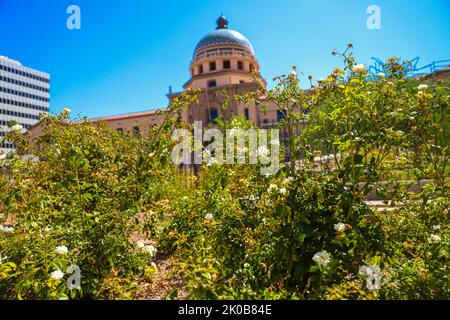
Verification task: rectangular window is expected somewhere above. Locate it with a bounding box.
[223,60,231,69]
[210,61,216,71]
[238,61,243,70]
[244,108,249,120]
[133,126,140,135]
[198,65,203,74]
[277,110,285,122]
[117,128,123,134]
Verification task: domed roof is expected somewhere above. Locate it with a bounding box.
[194,16,254,56]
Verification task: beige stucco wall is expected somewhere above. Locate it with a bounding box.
[102,113,165,135]
[27,111,166,142]
[191,57,256,77]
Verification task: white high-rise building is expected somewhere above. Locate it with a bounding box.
[0,56,50,154]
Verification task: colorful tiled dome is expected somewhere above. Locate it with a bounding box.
[194,16,254,56]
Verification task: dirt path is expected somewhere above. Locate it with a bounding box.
[134,254,188,300]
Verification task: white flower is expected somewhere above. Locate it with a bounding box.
[267,184,278,193]
[0,154,6,160]
[283,177,294,185]
[150,262,158,271]
[417,84,429,91]
[377,72,385,77]
[352,64,366,72]
[0,225,14,232]
[10,124,23,132]
[334,222,346,233]
[144,245,157,257]
[428,234,441,243]
[0,255,7,264]
[205,213,214,220]
[312,250,331,266]
[257,145,269,158]
[290,71,297,76]
[417,91,424,95]
[359,265,369,275]
[136,241,146,249]
[55,245,68,255]
[205,157,218,166]
[279,187,287,196]
[63,107,71,113]
[203,149,212,158]
[50,270,65,280]
[432,225,441,231]
[359,265,380,281]
[138,242,157,256]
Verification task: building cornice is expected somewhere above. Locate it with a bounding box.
[183,71,266,89]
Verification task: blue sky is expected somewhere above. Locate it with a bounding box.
[0,0,449,118]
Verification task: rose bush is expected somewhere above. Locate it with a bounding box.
[0,91,198,299]
[0,47,448,299]
[160,47,449,299]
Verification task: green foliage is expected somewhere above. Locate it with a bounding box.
[0,91,197,299]
[1,48,448,300]
[160,47,449,300]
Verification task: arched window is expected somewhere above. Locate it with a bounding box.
[208,80,217,88]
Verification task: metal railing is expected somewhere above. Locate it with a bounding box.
[368,57,450,78]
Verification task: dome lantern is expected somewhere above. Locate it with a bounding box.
[216,15,228,29]
[193,17,255,58]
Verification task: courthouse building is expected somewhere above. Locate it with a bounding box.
[27,16,282,141]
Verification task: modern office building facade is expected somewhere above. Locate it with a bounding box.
[0,56,50,153]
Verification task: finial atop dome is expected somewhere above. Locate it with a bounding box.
[216,15,228,29]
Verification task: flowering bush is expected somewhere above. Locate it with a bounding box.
[0,47,448,300]
[0,91,197,299]
[160,47,449,299]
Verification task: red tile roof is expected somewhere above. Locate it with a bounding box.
[88,109,161,122]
